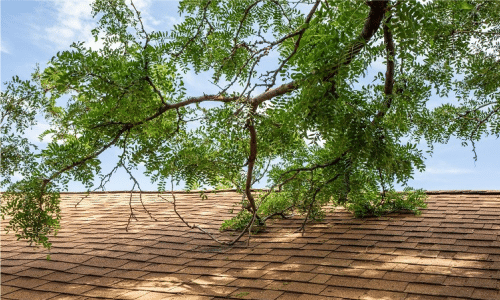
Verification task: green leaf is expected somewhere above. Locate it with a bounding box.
[459,1,474,10]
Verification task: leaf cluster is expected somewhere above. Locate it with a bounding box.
[2,0,500,248]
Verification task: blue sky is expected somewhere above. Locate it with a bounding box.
[2,1,499,192]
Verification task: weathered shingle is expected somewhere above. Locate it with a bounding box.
[2,191,500,299]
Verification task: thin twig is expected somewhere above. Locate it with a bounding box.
[158,182,227,244]
[172,0,213,58]
[122,164,157,222]
[126,182,139,232]
[457,101,498,119]
[297,173,341,234]
[266,0,321,90]
[262,205,294,222]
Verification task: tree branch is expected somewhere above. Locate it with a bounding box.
[91,1,389,134]
[253,0,388,105]
[130,0,150,49]
[159,189,227,244]
[40,125,131,195]
[297,173,341,233]
[457,101,498,119]
[266,0,321,89]
[244,104,259,214]
[172,0,212,58]
[158,180,257,246]
[372,12,395,124]
[35,0,389,227]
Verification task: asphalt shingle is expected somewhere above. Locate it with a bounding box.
[2,191,500,299]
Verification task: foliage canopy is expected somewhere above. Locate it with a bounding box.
[2,0,500,248]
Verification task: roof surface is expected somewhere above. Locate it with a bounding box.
[1,191,500,300]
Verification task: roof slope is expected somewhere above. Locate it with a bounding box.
[1,191,500,300]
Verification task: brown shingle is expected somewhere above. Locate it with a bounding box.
[34,282,95,294]
[320,286,367,298]
[167,283,238,297]
[3,191,500,300]
[362,290,407,300]
[365,279,409,292]
[230,288,283,300]
[0,289,59,300]
[325,275,371,288]
[82,287,130,298]
[266,281,327,294]
[471,288,500,300]
[227,278,274,289]
[14,268,55,278]
[1,286,20,295]
[2,277,48,289]
[24,260,78,271]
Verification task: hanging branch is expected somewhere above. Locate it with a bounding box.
[158,181,256,246]
[297,173,341,234]
[372,13,395,124]
[36,0,390,199]
[126,182,139,231]
[38,125,132,209]
[159,102,263,247]
[157,183,226,243]
[122,164,158,224]
[17,0,390,249]
[74,159,120,207]
[261,205,294,223]
[243,104,259,214]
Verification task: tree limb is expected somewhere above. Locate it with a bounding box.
[372,12,395,124]
[244,104,259,214]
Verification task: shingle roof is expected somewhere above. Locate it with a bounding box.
[2,191,500,300]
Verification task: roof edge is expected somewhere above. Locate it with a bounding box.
[57,189,263,195]
[425,190,500,195]
[52,189,500,195]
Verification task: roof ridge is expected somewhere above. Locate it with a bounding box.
[52,189,500,195]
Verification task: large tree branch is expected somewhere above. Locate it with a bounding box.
[372,13,395,124]
[244,104,259,214]
[251,81,298,106]
[43,126,129,186]
[253,0,388,105]
[93,0,388,130]
[383,17,395,96]
[354,1,389,60]
[38,0,389,204]
[92,93,240,129]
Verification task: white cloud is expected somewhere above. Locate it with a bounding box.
[1,41,11,54]
[25,122,54,145]
[163,15,180,27]
[13,172,25,181]
[35,0,95,50]
[131,0,152,15]
[35,0,157,51]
